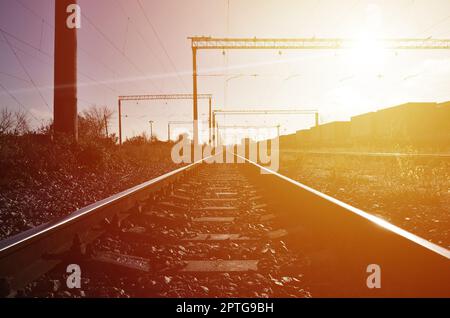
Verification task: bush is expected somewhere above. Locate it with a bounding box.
[76,144,104,168]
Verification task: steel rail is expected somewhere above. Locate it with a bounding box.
[0,158,210,293]
[1,154,449,297]
[237,153,450,297]
[241,154,450,258]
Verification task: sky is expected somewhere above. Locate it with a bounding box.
[0,0,449,142]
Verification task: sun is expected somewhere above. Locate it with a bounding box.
[345,32,387,74]
[344,3,387,75]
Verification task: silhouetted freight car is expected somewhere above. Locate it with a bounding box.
[373,102,443,148]
[350,112,376,146]
[279,133,298,149]
[435,102,450,149]
[287,101,449,151]
[319,121,351,146]
[309,125,322,144]
[296,129,312,147]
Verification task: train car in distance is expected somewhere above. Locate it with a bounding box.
[350,112,376,147]
[373,102,443,149]
[319,121,351,147]
[285,101,450,152]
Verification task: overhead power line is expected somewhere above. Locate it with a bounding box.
[81,12,161,93]
[0,82,41,124]
[115,0,174,85]
[136,0,188,91]
[0,30,51,111]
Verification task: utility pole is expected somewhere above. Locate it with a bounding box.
[54,0,78,141]
[104,114,109,137]
[192,47,199,148]
[212,112,216,147]
[167,122,171,142]
[149,120,154,141]
[208,96,212,145]
[118,99,122,144]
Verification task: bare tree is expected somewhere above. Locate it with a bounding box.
[0,108,29,135]
[0,108,14,135]
[13,110,29,135]
[79,105,114,139]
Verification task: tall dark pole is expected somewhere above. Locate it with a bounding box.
[217,123,220,146]
[149,121,154,141]
[118,99,122,145]
[315,112,320,127]
[208,97,212,145]
[216,116,219,148]
[192,47,199,146]
[54,0,78,141]
[168,123,171,142]
[104,114,109,137]
[212,112,216,147]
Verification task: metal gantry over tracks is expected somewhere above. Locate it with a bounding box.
[188,36,450,146]
[118,94,213,145]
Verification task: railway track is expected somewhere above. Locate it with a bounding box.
[0,156,449,298]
